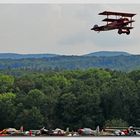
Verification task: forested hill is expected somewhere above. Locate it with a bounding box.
[85,51,131,57]
[0,55,140,72]
[0,53,58,59]
[0,51,131,59]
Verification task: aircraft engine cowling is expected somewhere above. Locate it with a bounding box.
[93,24,98,28]
[91,24,98,30]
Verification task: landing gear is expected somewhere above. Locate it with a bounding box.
[118,29,122,34]
[126,29,130,35]
[118,29,130,35]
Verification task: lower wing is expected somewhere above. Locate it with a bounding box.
[122,26,134,30]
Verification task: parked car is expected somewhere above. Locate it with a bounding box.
[51,128,65,136]
[78,128,95,136]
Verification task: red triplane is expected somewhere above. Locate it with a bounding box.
[91,11,136,35]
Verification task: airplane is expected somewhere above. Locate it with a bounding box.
[91,11,136,35]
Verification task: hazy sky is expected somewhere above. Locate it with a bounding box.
[0,4,140,55]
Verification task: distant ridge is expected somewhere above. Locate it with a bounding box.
[0,52,139,71]
[85,51,131,57]
[0,51,133,59]
[0,53,59,59]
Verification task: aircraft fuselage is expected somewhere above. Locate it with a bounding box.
[91,18,129,32]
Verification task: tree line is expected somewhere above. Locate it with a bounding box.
[0,68,140,130]
[0,55,140,71]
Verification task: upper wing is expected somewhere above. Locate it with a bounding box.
[99,11,136,17]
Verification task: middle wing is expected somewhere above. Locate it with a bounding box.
[124,20,135,24]
[102,18,135,23]
[102,18,121,22]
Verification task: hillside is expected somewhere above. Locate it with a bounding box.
[0,51,132,59]
[85,51,131,57]
[0,55,140,72]
[0,53,58,59]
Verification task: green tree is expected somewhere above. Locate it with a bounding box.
[55,93,77,129]
[100,75,138,124]
[0,74,14,93]
[25,89,46,109]
[0,93,16,129]
[104,119,128,127]
[14,75,35,94]
[15,107,44,130]
[76,92,103,129]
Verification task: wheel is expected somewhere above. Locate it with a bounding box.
[118,29,122,34]
[126,29,130,35]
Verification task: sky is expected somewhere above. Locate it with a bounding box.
[0,4,140,55]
